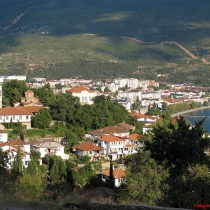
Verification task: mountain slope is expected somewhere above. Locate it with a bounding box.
[0,0,210,84]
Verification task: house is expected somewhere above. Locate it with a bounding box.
[111,98,131,111]
[129,113,158,125]
[16,106,47,115]
[66,86,98,105]
[0,107,31,129]
[30,139,69,160]
[97,135,137,160]
[0,140,31,169]
[129,133,144,149]
[71,141,104,161]
[101,168,126,187]
[0,130,8,143]
[86,122,135,140]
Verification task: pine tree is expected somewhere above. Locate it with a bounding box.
[108,159,115,189]
[12,145,23,177]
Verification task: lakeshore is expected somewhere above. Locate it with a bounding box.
[171,106,210,118]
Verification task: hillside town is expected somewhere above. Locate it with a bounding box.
[0,75,210,208]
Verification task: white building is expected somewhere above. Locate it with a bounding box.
[48,80,60,88]
[34,78,46,82]
[0,107,31,129]
[0,140,31,169]
[101,168,126,187]
[66,86,98,105]
[31,139,69,160]
[6,75,27,81]
[97,135,137,160]
[114,78,139,89]
[0,130,8,143]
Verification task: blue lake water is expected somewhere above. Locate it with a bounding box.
[183,108,210,133]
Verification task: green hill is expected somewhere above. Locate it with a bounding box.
[1,0,210,85]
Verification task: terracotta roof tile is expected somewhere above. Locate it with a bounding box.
[101,168,126,178]
[0,107,31,115]
[25,90,34,93]
[129,133,140,141]
[72,142,103,151]
[17,106,46,114]
[88,123,135,135]
[98,135,125,143]
[66,86,94,93]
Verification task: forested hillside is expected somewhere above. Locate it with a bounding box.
[1,0,210,84]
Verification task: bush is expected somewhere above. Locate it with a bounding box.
[92,162,102,171]
[81,155,91,162]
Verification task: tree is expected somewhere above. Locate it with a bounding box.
[145,116,210,208]
[117,151,168,205]
[0,150,9,194]
[146,117,210,176]
[33,109,52,129]
[104,87,110,92]
[2,80,28,106]
[108,159,115,189]
[34,83,54,107]
[45,156,67,187]
[15,173,46,201]
[12,145,23,177]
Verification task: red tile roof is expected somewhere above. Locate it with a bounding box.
[0,130,7,133]
[66,86,94,93]
[129,113,156,120]
[25,90,34,93]
[88,123,135,135]
[98,135,125,143]
[0,107,31,115]
[101,168,126,178]
[72,142,103,151]
[129,133,140,141]
[17,106,46,114]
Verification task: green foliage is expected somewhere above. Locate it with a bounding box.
[15,173,46,201]
[33,109,52,129]
[12,121,25,140]
[44,155,67,187]
[50,93,80,122]
[33,83,54,107]
[160,165,210,208]
[72,163,95,186]
[12,145,23,177]
[92,162,102,171]
[2,80,28,106]
[50,94,130,132]
[145,116,210,208]
[108,160,115,189]
[1,1,210,84]
[146,117,210,176]
[81,155,91,162]
[117,151,168,205]
[0,150,9,194]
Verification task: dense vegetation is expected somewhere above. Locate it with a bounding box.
[1,1,210,84]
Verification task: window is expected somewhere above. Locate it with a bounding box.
[82,97,84,101]
[85,97,87,101]
[13,116,15,120]
[6,116,8,120]
[89,97,91,101]
[26,116,28,120]
[0,116,2,120]
[19,116,22,120]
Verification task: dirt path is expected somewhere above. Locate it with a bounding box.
[122,36,199,60]
[3,6,35,31]
[161,41,198,59]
